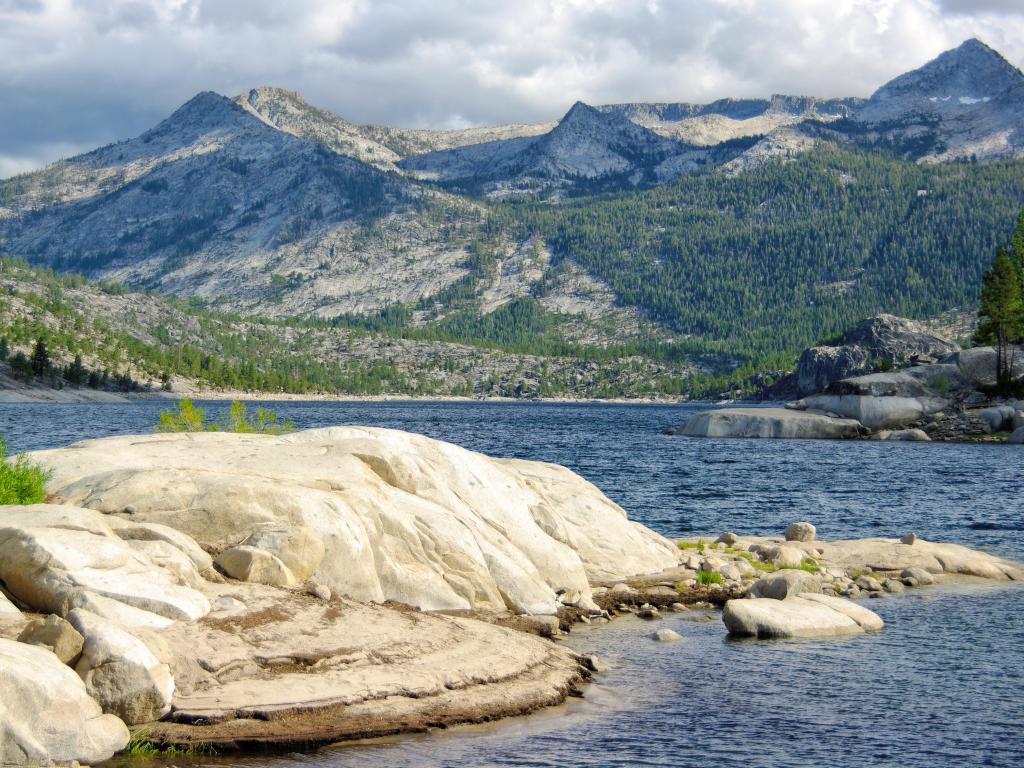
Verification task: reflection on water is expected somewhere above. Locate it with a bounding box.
[2,400,1022,767]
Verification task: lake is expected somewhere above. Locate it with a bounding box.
[2,399,1022,767]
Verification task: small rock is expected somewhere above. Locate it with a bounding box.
[855,575,883,592]
[609,583,633,595]
[584,654,610,672]
[869,591,886,599]
[18,615,85,666]
[900,567,935,585]
[900,532,917,545]
[669,602,687,612]
[122,505,137,515]
[652,628,683,643]
[308,582,332,601]
[716,532,739,546]
[211,596,246,611]
[719,564,741,581]
[785,521,817,542]
[882,578,905,593]
[637,604,660,620]
[591,587,608,597]
[902,576,919,588]
[752,569,821,600]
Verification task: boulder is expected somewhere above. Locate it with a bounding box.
[17,614,84,665]
[802,393,946,430]
[855,575,883,592]
[716,532,739,545]
[719,563,741,581]
[1013,411,1024,431]
[1009,427,1024,444]
[763,544,805,569]
[722,594,883,639]
[0,505,211,624]
[900,567,935,585]
[243,526,325,582]
[215,545,296,587]
[651,628,683,642]
[751,569,821,600]
[0,638,129,765]
[826,371,928,398]
[679,408,864,439]
[980,406,1016,433]
[69,609,175,725]
[32,429,679,616]
[949,346,1024,388]
[785,521,816,542]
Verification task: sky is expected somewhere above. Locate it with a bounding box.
[2,0,1024,178]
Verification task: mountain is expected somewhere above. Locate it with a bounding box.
[837,38,1024,160]
[3,38,1024,399]
[399,101,752,193]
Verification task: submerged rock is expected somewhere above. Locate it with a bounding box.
[652,628,683,642]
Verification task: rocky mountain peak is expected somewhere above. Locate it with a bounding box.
[859,38,1024,117]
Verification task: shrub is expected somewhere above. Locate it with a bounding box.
[155,399,208,432]
[155,399,295,435]
[697,570,723,586]
[0,435,51,504]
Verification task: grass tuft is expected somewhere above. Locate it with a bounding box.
[697,570,723,586]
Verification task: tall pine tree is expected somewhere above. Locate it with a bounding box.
[975,247,1023,394]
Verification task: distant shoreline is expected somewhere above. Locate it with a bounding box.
[0,382,693,407]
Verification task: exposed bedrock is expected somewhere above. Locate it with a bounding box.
[31,428,680,615]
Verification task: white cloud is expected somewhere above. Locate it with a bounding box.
[2,0,1024,177]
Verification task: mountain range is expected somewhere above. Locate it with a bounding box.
[2,38,1024,395]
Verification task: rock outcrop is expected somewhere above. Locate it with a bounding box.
[0,639,129,765]
[674,408,864,439]
[31,428,680,616]
[762,315,961,399]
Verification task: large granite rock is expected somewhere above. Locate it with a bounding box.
[0,638,129,765]
[69,610,175,725]
[17,614,84,666]
[678,408,864,439]
[751,569,821,600]
[0,505,211,626]
[766,315,961,398]
[947,346,1024,388]
[722,594,883,639]
[32,428,679,615]
[802,393,946,430]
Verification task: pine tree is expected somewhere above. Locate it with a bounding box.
[1012,204,1024,295]
[975,247,1023,394]
[64,354,86,386]
[30,338,50,379]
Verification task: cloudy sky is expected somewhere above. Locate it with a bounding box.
[2,0,1024,177]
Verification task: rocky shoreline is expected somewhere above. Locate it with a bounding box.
[0,428,1020,763]
[672,315,1024,443]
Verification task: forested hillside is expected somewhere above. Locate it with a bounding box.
[490,146,1024,367]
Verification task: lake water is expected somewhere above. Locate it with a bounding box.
[2,400,1023,767]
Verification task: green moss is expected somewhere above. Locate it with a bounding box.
[800,557,820,573]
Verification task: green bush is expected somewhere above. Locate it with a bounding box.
[156,399,295,435]
[697,570,723,586]
[0,436,51,504]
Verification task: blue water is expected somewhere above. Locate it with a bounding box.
[2,400,1023,767]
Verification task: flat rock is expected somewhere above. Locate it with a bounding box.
[0,638,129,765]
[678,408,864,439]
[722,594,883,639]
[32,428,679,615]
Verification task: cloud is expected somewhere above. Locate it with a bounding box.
[2,0,1024,177]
